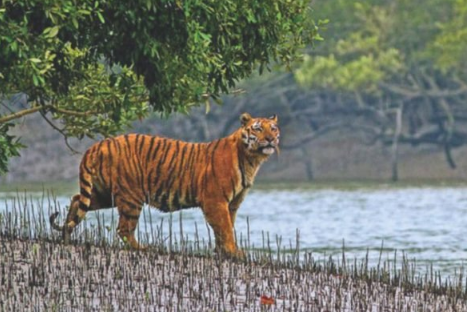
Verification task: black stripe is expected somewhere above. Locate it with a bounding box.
[117,180,142,205]
[80,188,91,199]
[203,145,210,191]
[189,144,201,205]
[154,185,164,203]
[138,135,146,155]
[180,143,195,203]
[121,134,133,173]
[136,155,146,198]
[210,139,222,178]
[152,140,169,193]
[106,139,113,168]
[159,139,171,164]
[153,140,169,184]
[168,143,188,191]
[118,196,143,211]
[129,142,144,188]
[108,139,118,192]
[145,137,156,165]
[82,162,92,175]
[79,201,89,212]
[146,170,154,203]
[185,143,196,172]
[72,214,81,224]
[98,150,107,186]
[124,134,130,144]
[122,136,136,177]
[159,193,170,212]
[161,141,181,192]
[167,141,180,169]
[154,139,171,189]
[95,140,105,159]
[151,138,163,161]
[80,175,92,188]
[115,158,142,205]
[134,134,141,154]
[172,192,180,210]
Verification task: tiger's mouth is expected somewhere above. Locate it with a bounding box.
[259,144,278,155]
[261,147,275,155]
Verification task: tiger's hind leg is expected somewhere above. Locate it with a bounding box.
[115,196,144,250]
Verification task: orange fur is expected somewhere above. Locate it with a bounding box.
[50,113,280,256]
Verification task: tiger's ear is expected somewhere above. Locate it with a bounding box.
[269,114,278,123]
[240,113,252,126]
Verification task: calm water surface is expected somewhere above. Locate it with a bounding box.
[1,186,466,276]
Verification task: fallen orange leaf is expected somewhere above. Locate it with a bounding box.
[260,295,275,305]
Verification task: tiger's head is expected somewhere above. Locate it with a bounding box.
[240,113,280,156]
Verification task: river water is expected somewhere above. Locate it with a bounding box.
[1,186,466,277]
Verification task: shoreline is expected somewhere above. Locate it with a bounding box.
[3,179,467,194]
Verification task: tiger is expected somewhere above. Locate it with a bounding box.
[50,112,280,257]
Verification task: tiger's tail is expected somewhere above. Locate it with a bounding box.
[49,155,94,239]
[49,193,81,233]
[67,160,94,229]
[49,211,64,231]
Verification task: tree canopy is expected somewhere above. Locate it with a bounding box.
[0,0,316,174]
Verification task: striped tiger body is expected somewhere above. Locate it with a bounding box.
[50,112,280,256]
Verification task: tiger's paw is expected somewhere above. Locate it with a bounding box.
[232,249,246,260]
[122,236,147,251]
[215,247,246,261]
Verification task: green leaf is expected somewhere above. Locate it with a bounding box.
[72,18,79,29]
[44,26,60,38]
[97,11,105,24]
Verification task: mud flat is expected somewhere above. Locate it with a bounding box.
[0,237,465,312]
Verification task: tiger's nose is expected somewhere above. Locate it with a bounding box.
[266,136,274,143]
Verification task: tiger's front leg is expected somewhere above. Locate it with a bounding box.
[229,189,249,227]
[202,200,244,258]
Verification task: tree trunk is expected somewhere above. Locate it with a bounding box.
[301,147,314,181]
[391,104,404,182]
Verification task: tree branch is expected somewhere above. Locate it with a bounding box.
[0,103,99,124]
[39,110,81,155]
[0,106,46,124]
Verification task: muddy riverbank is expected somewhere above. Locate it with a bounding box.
[1,238,466,311]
